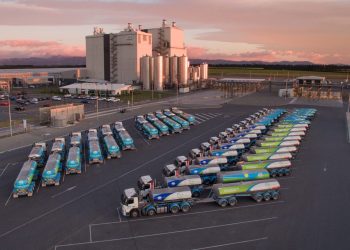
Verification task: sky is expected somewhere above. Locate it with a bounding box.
[0,0,349,64]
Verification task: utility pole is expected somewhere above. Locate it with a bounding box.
[8,82,13,136]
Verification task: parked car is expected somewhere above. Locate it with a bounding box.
[52,96,62,101]
[64,94,72,98]
[107,97,120,102]
[30,98,39,104]
[81,99,89,104]
[98,97,106,101]
[0,101,9,106]
[14,106,25,111]
[90,96,98,100]
[9,96,17,101]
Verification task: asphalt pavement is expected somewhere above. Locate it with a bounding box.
[0,89,349,250]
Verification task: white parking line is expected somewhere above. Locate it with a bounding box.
[0,163,10,177]
[55,217,277,249]
[0,121,232,239]
[195,114,210,120]
[192,237,268,250]
[195,117,207,123]
[51,186,77,198]
[90,200,285,227]
[4,192,12,206]
[197,114,215,119]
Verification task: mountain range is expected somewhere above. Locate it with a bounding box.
[0,56,344,67]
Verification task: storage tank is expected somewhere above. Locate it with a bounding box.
[154,54,163,91]
[163,55,169,84]
[140,55,151,90]
[169,56,178,86]
[199,63,209,80]
[178,55,188,86]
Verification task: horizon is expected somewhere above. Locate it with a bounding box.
[0,0,349,64]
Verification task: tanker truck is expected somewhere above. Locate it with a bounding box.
[237,160,292,177]
[211,179,281,207]
[241,152,292,162]
[121,186,194,217]
[250,146,297,155]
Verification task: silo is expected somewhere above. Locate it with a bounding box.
[200,63,209,80]
[163,55,170,84]
[140,56,151,90]
[169,56,178,86]
[149,56,154,90]
[178,55,188,86]
[154,55,163,91]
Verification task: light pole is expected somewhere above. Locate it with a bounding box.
[7,82,13,136]
[95,83,99,121]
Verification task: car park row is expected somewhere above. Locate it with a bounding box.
[120,108,317,218]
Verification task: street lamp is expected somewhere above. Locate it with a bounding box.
[7,82,13,136]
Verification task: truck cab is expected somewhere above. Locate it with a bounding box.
[121,188,146,218]
[225,128,234,137]
[135,115,147,130]
[101,124,113,136]
[114,122,125,133]
[189,148,203,159]
[209,136,220,147]
[88,129,98,141]
[155,110,167,120]
[175,156,190,171]
[137,175,156,197]
[28,142,47,167]
[51,138,66,159]
[219,132,229,142]
[70,132,82,147]
[162,164,178,177]
[200,142,213,155]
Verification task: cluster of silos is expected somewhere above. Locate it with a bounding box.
[140,54,189,91]
[189,63,208,82]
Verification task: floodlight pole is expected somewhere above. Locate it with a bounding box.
[8,82,13,136]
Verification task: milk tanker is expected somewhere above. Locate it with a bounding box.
[103,135,121,159]
[250,146,297,154]
[237,160,292,177]
[212,179,281,207]
[41,153,62,186]
[256,140,300,147]
[241,152,292,162]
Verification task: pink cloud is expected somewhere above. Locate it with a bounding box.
[0,39,85,58]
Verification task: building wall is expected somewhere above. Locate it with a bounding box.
[146,26,186,57]
[86,35,106,80]
[110,30,152,84]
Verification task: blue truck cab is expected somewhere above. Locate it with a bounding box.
[28,142,47,168]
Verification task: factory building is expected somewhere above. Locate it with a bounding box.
[0,68,86,88]
[142,20,187,57]
[85,21,208,90]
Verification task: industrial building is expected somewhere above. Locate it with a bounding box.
[0,68,87,88]
[85,20,208,91]
[59,82,132,96]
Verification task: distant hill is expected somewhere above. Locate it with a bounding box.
[189,59,315,66]
[0,56,86,68]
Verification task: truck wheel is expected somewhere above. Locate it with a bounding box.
[272,191,280,200]
[254,194,263,203]
[147,209,156,216]
[263,193,271,201]
[192,191,200,198]
[170,205,180,214]
[228,197,237,206]
[181,204,191,213]
[130,209,139,218]
[218,199,228,207]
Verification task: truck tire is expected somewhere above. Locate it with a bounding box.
[263,193,271,201]
[181,204,191,213]
[147,209,156,216]
[254,194,263,203]
[218,199,228,207]
[228,197,237,206]
[272,191,280,200]
[130,209,139,218]
[170,205,180,214]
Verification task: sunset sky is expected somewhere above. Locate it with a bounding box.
[0,0,349,64]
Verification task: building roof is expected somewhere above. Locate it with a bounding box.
[296,76,326,80]
[220,78,266,83]
[60,82,132,91]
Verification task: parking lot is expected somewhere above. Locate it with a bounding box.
[0,90,350,249]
